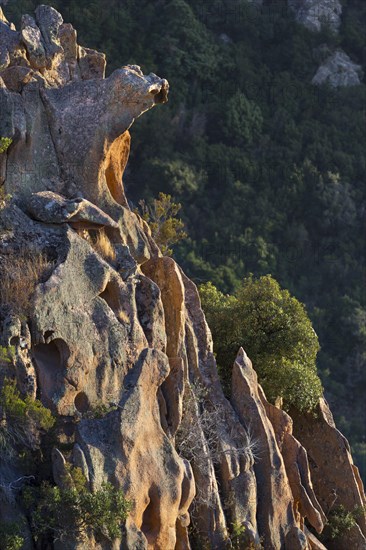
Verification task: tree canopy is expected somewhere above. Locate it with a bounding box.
[200,275,323,411]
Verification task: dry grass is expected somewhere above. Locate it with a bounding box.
[116,310,129,324]
[92,230,116,263]
[0,249,54,317]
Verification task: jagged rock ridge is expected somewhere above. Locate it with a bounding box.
[0,5,365,550]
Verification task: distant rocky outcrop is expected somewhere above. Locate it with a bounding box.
[287,1,363,88]
[312,50,363,87]
[0,5,365,550]
[288,0,342,33]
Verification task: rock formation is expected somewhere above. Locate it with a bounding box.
[292,400,366,550]
[312,50,363,87]
[288,0,342,33]
[287,2,363,88]
[0,5,365,550]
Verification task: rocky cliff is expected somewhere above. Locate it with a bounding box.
[0,5,365,550]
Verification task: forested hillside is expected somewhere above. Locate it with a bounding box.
[6,0,366,479]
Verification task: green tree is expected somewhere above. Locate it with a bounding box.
[224,92,263,146]
[200,275,323,411]
[26,472,131,543]
[322,504,366,542]
[0,522,24,550]
[139,192,187,256]
[0,378,54,459]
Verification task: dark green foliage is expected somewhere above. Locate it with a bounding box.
[0,378,55,459]
[322,504,366,542]
[0,346,15,364]
[24,471,131,542]
[0,522,24,550]
[0,378,54,430]
[200,276,323,411]
[224,92,263,146]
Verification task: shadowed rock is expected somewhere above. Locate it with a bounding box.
[288,0,342,32]
[312,50,363,87]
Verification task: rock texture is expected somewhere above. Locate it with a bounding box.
[312,50,363,87]
[288,0,342,33]
[232,349,325,550]
[292,400,366,550]
[0,5,365,550]
[285,2,362,89]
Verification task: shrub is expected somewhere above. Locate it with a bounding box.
[324,504,366,541]
[86,402,118,419]
[176,382,224,470]
[0,137,12,154]
[0,522,24,550]
[26,471,131,543]
[176,382,260,490]
[0,378,54,460]
[0,345,15,365]
[199,275,323,411]
[231,521,262,550]
[138,192,187,255]
[0,249,54,317]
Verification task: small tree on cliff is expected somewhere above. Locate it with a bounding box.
[138,192,187,255]
[199,275,323,411]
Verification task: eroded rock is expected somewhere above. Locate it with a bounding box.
[27,191,119,228]
[231,348,299,549]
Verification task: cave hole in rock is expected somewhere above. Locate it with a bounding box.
[141,486,162,542]
[74,391,90,413]
[99,278,128,324]
[63,420,75,437]
[33,338,69,406]
[9,336,20,347]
